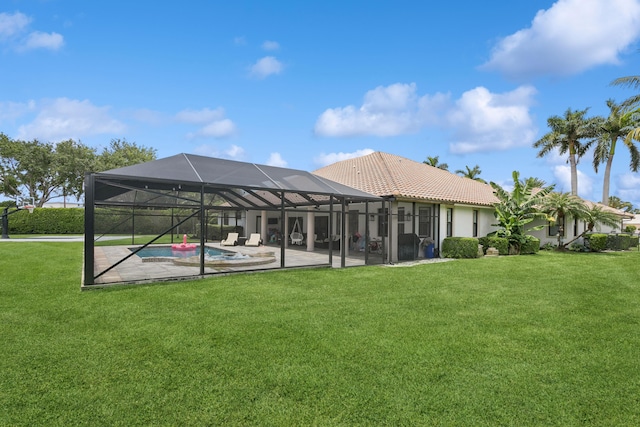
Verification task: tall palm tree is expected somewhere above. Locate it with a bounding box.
[534,108,601,196]
[611,73,640,157]
[455,165,485,183]
[423,155,449,170]
[539,192,587,250]
[592,99,640,205]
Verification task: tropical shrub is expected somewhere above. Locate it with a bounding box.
[442,237,479,259]
[585,233,607,252]
[520,236,540,254]
[624,225,637,234]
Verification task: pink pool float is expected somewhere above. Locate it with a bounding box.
[172,234,197,251]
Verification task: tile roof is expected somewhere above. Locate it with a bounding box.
[313,151,499,206]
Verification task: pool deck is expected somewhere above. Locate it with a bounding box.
[90,242,376,286]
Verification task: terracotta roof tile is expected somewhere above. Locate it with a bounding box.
[313,151,498,206]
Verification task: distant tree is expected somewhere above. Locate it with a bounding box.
[490,171,555,254]
[592,99,640,205]
[95,138,156,172]
[534,108,600,195]
[523,177,547,188]
[423,155,449,170]
[455,165,485,183]
[55,139,97,206]
[539,192,587,250]
[607,195,634,212]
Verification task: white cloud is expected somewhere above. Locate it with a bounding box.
[616,173,640,207]
[0,11,64,51]
[0,12,31,38]
[178,107,236,139]
[225,144,245,159]
[249,56,283,79]
[234,36,246,45]
[22,31,63,50]
[314,83,537,154]
[314,83,448,137]
[314,148,375,167]
[262,40,280,51]
[192,144,246,161]
[266,152,287,167]
[481,0,640,79]
[446,86,537,154]
[552,165,594,198]
[17,98,125,141]
[0,100,36,123]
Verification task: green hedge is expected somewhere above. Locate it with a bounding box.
[520,236,540,255]
[8,208,84,234]
[478,236,509,255]
[630,235,639,248]
[606,234,631,251]
[585,233,607,252]
[7,207,242,239]
[442,237,479,259]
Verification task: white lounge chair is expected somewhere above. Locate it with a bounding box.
[245,233,262,247]
[221,232,239,246]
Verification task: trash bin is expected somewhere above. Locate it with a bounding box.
[424,243,434,259]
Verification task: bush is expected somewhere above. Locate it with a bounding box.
[442,237,480,259]
[585,233,607,252]
[9,208,84,234]
[625,225,637,234]
[478,236,509,255]
[605,234,631,251]
[630,235,639,248]
[520,236,540,255]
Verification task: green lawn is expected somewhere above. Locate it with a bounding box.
[1,243,640,425]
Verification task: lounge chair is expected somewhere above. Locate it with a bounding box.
[221,232,239,246]
[245,233,262,247]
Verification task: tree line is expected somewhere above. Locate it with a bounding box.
[0,135,156,207]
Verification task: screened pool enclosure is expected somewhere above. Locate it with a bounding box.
[83,154,383,287]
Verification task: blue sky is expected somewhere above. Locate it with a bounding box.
[2,0,640,206]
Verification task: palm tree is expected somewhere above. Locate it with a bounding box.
[455,165,485,183]
[534,108,601,195]
[539,192,587,250]
[423,156,449,170]
[523,177,547,188]
[592,99,640,205]
[560,203,621,248]
[607,195,633,212]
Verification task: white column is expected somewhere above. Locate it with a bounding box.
[306,210,315,251]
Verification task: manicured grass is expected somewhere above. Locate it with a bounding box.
[1,244,640,425]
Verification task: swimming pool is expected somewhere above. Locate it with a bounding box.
[130,246,235,259]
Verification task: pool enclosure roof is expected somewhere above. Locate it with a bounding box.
[94,153,381,209]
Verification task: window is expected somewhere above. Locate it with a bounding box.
[472,209,478,237]
[223,211,230,225]
[573,217,579,237]
[446,208,453,237]
[548,216,565,237]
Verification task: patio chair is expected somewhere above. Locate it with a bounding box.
[245,233,262,247]
[221,232,239,246]
[290,218,304,245]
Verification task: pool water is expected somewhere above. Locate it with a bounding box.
[131,246,235,259]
